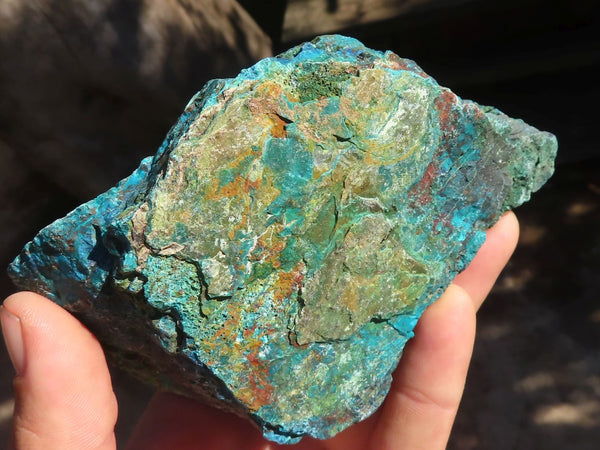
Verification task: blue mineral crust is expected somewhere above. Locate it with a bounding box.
[8,35,557,443]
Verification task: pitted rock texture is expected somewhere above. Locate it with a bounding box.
[8,35,557,443]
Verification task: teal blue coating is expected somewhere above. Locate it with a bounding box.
[8,36,557,443]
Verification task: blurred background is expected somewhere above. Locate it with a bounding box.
[1,0,598,448]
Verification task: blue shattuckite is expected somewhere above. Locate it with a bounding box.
[8,35,557,443]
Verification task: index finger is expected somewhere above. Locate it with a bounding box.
[453,211,520,309]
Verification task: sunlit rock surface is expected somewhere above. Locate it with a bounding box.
[8,35,557,443]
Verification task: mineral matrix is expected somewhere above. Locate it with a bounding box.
[8,35,557,443]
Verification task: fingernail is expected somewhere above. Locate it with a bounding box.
[0,306,25,375]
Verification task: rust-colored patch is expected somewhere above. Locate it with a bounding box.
[435,90,457,133]
[244,177,261,193]
[269,113,288,138]
[251,224,287,267]
[248,82,294,139]
[217,175,246,198]
[273,263,305,301]
[383,52,430,79]
[408,161,438,206]
[243,350,275,410]
[211,305,242,342]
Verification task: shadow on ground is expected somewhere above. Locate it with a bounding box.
[450,162,600,450]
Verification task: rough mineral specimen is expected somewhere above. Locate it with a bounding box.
[8,35,557,443]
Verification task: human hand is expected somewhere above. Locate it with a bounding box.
[1,212,519,450]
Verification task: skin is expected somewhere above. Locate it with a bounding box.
[1,212,519,450]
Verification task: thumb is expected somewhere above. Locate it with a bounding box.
[1,292,117,449]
